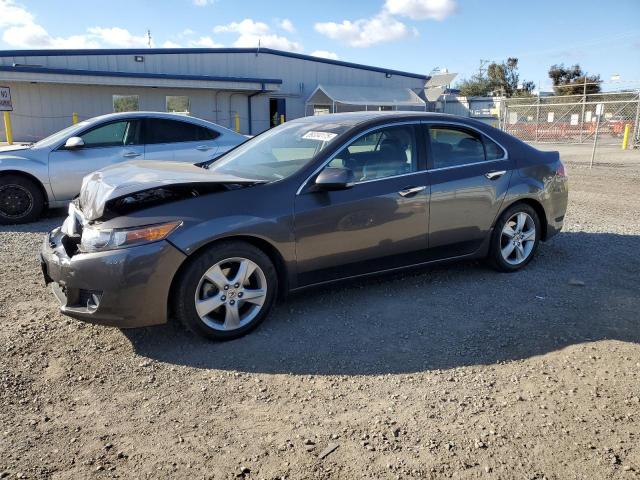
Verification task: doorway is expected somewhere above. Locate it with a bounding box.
[270,98,286,127]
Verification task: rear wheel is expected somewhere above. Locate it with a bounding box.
[173,241,278,340]
[489,203,541,272]
[0,174,45,225]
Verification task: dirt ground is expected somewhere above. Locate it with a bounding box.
[1,146,639,479]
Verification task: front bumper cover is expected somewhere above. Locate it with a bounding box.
[41,227,186,328]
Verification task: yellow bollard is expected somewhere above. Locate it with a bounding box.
[72,112,79,124]
[622,124,630,150]
[280,114,285,124]
[3,111,13,145]
[234,112,240,133]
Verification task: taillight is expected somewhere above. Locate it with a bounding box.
[556,161,566,178]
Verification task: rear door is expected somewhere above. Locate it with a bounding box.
[425,123,513,258]
[143,118,220,163]
[48,119,143,201]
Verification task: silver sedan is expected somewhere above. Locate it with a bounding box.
[0,111,246,224]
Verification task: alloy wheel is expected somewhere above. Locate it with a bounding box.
[500,212,536,265]
[194,257,268,331]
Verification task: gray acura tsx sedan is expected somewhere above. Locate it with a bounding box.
[41,112,568,340]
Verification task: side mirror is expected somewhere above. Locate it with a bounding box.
[64,137,85,149]
[313,167,355,191]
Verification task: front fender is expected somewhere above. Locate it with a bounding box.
[169,214,294,258]
[0,155,53,202]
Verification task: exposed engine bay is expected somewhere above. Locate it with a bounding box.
[102,182,253,218]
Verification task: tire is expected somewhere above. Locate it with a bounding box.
[489,203,541,272]
[173,240,278,340]
[0,174,45,225]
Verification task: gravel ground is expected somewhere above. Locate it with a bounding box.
[1,152,639,479]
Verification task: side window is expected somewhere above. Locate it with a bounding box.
[145,119,208,144]
[197,126,220,141]
[484,136,505,160]
[429,127,485,169]
[79,121,130,148]
[327,125,417,182]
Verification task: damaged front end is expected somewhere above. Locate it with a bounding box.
[101,183,236,218]
[41,161,265,328]
[77,160,264,221]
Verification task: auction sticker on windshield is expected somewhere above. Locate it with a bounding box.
[302,131,337,142]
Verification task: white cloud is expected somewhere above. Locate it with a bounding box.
[214,18,270,36]
[214,18,302,52]
[3,23,101,48]
[315,12,408,48]
[310,50,339,60]
[87,27,149,48]
[0,0,151,48]
[314,0,455,48]
[278,19,295,33]
[189,36,224,48]
[162,40,181,48]
[193,0,216,5]
[234,33,301,51]
[161,36,224,48]
[0,0,33,28]
[384,0,456,20]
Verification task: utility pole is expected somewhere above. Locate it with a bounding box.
[146,29,152,48]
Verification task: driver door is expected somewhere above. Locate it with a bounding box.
[48,119,143,201]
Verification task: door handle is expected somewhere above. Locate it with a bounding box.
[398,186,426,197]
[196,145,212,151]
[485,170,507,180]
[123,151,141,158]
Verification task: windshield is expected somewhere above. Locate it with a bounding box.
[31,121,90,149]
[207,121,350,181]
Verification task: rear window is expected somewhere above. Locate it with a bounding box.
[429,127,485,168]
[428,126,506,168]
[485,137,505,160]
[145,119,219,144]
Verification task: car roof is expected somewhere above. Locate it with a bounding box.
[290,111,487,129]
[80,111,237,132]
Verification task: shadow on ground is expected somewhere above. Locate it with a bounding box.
[123,231,640,375]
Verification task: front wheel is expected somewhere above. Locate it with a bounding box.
[173,241,278,340]
[0,174,45,225]
[489,203,541,272]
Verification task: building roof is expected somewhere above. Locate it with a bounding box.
[306,84,426,107]
[0,64,281,85]
[0,64,281,91]
[0,47,429,81]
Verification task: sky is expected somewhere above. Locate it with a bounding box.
[0,0,639,92]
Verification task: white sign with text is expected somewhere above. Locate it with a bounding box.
[0,86,12,111]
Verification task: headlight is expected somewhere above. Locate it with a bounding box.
[80,221,182,252]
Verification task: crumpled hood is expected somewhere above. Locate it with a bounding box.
[79,160,258,221]
[0,144,30,153]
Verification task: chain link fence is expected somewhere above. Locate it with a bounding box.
[499,91,640,146]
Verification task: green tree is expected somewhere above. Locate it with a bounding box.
[548,64,601,95]
[458,74,492,97]
[457,58,534,97]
